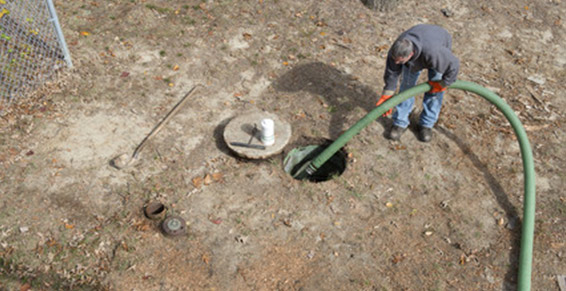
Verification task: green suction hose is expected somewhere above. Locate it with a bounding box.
[293,80,535,291]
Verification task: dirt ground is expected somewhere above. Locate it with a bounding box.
[1,0,565,290]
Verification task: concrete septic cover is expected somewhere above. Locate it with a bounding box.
[224,110,292,159]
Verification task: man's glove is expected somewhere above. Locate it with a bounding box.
[428,80,447,93]
[376,94,393,117]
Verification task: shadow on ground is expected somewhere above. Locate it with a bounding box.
[437,125,521,290]
[273,61,390,139]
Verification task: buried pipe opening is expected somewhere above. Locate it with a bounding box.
[284,141,347,182]
[143,201,167,220]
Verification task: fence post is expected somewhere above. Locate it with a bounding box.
[45,0,72,68]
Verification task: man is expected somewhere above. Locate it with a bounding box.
[376,24,460,142]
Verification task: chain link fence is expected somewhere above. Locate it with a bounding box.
[0,0,72,105]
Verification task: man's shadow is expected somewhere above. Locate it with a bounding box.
[273,61,389,139]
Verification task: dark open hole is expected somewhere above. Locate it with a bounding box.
[284,142,347,182]
[144,202,166,219]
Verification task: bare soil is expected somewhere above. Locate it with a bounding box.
[1,0,565,290]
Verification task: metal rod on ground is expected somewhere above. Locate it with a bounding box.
[111,85,202,169]
[229,142,266,150]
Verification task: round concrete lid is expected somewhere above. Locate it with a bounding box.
[224,111,292,159]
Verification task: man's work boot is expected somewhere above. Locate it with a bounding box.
[388,125,407,141]
[418,125,433,142]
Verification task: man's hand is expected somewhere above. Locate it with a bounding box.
[428,80,447,93]
[376,94,393,117]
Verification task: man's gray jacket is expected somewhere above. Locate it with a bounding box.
[383,24,460,93]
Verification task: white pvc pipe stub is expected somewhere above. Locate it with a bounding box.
[260,118,275,146]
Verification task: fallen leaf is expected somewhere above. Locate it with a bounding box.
[203,174,212,185]
[46,238,57,247]
[202,254,210,264]
[212,172,223,182]
[192,176,203,188]
[121,241,129,251]
[375,44,388,52]
[80,31,90,36]
[459,254,466,265]
[524,124,551,131]
[20,283,31,291]
[138,224,150,231]
[210,218,222,224]
[392,254,405,264]
[394,145,407,151]
[551,242,565,249]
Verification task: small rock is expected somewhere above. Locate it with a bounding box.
[235,235,248,244]
[441,8,453,17]
[527,75,546,85]
[484,267,496,284]
[306,250,315,259]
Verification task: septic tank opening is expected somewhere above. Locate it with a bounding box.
[283,142,347,182]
